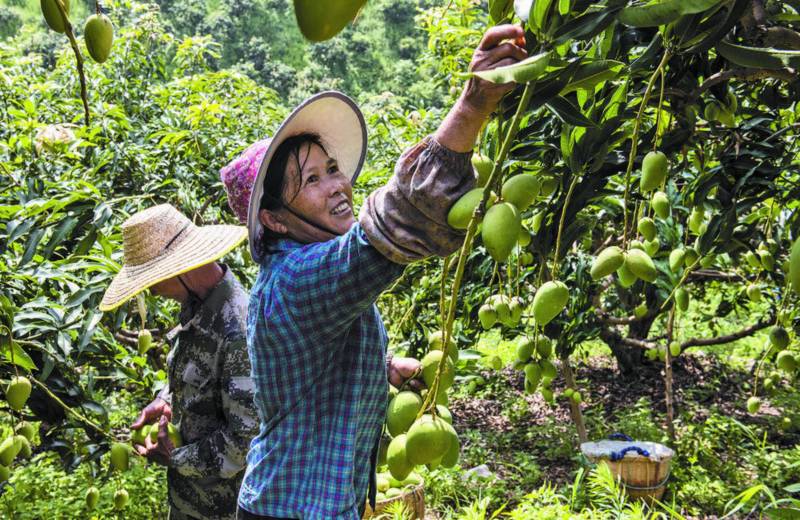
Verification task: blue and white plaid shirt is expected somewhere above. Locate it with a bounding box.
[239,224,404,519]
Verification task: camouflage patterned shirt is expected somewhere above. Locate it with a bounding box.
[160,266,258,520]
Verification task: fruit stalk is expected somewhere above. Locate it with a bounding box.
[622,50,672,249]
[664,306,676,444]
[551,174,580,279]
[54,0,90,126]
[559,354,587,443]
[418,82,536,419]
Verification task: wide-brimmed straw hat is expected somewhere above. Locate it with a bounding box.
[246,91,367,262]
[99,204,247,311]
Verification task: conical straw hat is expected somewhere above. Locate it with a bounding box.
[247,91,367,262]
[100,204,247,311]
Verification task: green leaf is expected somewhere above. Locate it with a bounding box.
[0,336,37,370]
[553,7,621,43]
[618,0,683,27]
[531,0,554,33]
[545,96,597,127]
[41,216,79,260]
[716,40,800,70]
[472,52,552,84]
[19,228,45,267]
[491,0,514,23]
[560,60,625,95]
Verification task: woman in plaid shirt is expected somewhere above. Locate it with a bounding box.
[224,25,528,520]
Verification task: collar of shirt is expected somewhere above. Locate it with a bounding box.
[178,264,235,326]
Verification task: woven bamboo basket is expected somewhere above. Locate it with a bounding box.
[363,484,425,519]
[581,440,674,504]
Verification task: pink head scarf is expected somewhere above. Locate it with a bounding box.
[220,139,272,224]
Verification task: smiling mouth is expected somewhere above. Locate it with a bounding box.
[331,201,351,216]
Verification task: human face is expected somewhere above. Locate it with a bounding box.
[262,142,355,242]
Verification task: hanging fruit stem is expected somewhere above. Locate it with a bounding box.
[622,51,672,249]
[665,306,677,444]
[418,82,536,418]
[551,173,580,279]
[54,0,90,126]
[560,352,588,443]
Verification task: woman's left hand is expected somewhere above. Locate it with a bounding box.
[388,356,424,390]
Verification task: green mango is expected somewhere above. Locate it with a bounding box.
[651,191,670,219]
[491,295,511,323]
[293,0,367,42]
[517,226,532,247]
[531,211,544,233]
[481,202,520,263]
[386,391,423,437]
[536,337,553,359]
[447,188,484,230]
[524,363,541,394]
[84,14,114,64]
[675,287,689,311]
[507,297,523,326]
[688,206,705,235]
[745,250,761,268]
[634,302,648,319]
[478,304,497,330]
[539,177,559,197]
[629,240,645,251]
[669,248,686,272]
[471,153,493,187]
[590,246,624,280]
[746,283,762,302]
[406,415,450,465]
[0,436,20,467]
[15,422,35,442]
[113,488,129,510]
[769,326,790,349]
[137,329,152,355]
[625,249,657,282]
[110,442,130,472]
[519,251,534,265]
[746,396,761,414]
[644,238,660,257]
[637,217,657,241]
[428,330,458,363]
[683,247,699,267]
[85,486,100,510]
[421,351,455,390]
[704,101,722,122]
[790,238,800,294]
[616,262,637,288]
[386,434,413,481]
[41,0,70,33]
[6,376,31,411]
[532,281,568,326]
[130,425,147,446]
[776,351,797,373]
[0,465,11,482]
[516,336,534,362]
[440,422,460,468]
[640,151,668,192]
[669,341,681,357]
[501,174,540,211]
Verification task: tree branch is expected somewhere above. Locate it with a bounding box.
[688,269,746,282]
[681,319,772,349]
[688,68,798,102]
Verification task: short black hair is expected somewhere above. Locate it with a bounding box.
[258,133,327,255]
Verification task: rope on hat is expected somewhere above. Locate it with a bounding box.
[161,222,191,253]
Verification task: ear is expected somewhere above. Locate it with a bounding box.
[259,208,287,234]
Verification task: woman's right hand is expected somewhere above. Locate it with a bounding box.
[461,24,528,118]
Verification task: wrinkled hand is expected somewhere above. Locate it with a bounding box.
[388,356,425,391]
[134,416,175,466]
[131,397,172,430]
[462,24,528,116]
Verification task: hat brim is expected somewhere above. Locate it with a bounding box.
[247,91,367,262]
[99,225,247,312]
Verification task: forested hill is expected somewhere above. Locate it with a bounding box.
[2,0,445,105]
